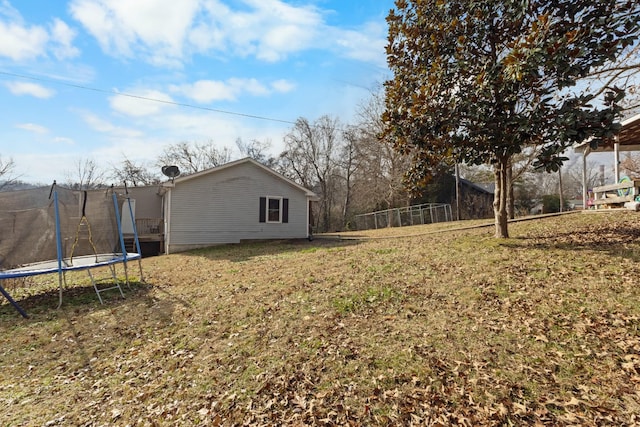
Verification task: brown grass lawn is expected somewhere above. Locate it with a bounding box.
[1,211,640,426]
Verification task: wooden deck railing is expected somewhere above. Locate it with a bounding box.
[134,218,163,235]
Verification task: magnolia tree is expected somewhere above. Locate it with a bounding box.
[383,0,640,237]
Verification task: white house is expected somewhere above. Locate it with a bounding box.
[158,158,317,254]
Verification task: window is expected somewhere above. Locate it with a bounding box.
[268,197,281,222]
[259,197,289,223]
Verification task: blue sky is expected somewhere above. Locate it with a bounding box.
[0,0,395,184]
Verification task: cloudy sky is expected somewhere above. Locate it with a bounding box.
[0,0,394,184]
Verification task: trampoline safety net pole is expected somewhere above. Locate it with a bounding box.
[53,184,65,309]
[112,192,130,286]
[125,189,144,282]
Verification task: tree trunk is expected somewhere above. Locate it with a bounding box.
[493,157,509,238]
[455,162,461,221]
[342,177,351,230]
[558,167,564,213]
[506,158,515,220]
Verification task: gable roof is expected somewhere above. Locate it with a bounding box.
[459,177,495,194]
[163,157,318,199]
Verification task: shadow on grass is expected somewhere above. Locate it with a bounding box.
[500,226,640,261]
[183,237,362,262]
[0,280,154,320]
[0,281,184,384]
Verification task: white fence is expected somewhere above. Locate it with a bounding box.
[353,203,453,230]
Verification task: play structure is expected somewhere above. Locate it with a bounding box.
[0,183,143,318]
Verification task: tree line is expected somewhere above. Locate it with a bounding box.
[0,91,415,233]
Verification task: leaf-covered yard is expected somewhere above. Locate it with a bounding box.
[1,211,640,426]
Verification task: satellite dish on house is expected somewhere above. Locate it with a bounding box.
[161,165,180,183]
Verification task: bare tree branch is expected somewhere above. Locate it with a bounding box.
[0,156,18,191]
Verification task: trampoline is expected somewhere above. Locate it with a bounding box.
[0,253,140,279]
[0,183,143,318]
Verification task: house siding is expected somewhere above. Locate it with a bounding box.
[124,186,162,218]
[167,161,309,252]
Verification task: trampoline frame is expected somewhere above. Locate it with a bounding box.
[0,184,144,318]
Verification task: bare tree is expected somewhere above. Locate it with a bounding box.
[563,158,604,202]
[236,138,277,167]
[337,127,362,228]
[621,152,640,176]
[111,157,159,187]
[351,90,411,211]
[507,147,544,218]
[157,141,232,175]
[0,155,17,191]
[277,99,412,232]
[459,164,494,184]
[582,43,640,115]
[64,157,107,190]
[280,116,341,232]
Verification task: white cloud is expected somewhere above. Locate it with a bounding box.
[50,18,80,59]
[16,123,49,134]
[231,78,270,97]
[170,79,236,103]
[0,0,21,22]
[170,77,286,103]
[53,136,75,145]
[206,0,323,62]
[0,20,48,60]
[2,0,386,69]
[0,2,80,61]
[139,110,288,154]
[69,0,201,64]
[70,0,382,66]
[109,89,175,117]
[271,79,295,93]
[81,111,144,138]
[10,108,290,184]
[330,22,387,67]
[6,81,55,98]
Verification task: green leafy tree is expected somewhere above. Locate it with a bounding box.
[383,0,640,237]
[542,194,568,213]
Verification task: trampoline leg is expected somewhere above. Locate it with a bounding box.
[0,283,28,319]
[121,262,131,290]
[57,271,64,310]
[137,259,145,283]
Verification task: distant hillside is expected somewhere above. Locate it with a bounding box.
[0,181,43,192]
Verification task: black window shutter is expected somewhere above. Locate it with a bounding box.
[282,198,289,223]
[259,197,266,223]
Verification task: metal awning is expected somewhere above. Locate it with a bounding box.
[575,113,640,154]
